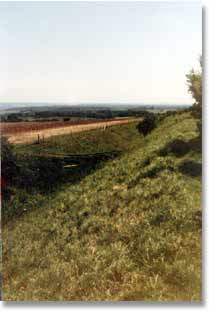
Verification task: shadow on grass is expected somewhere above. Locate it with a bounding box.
[53,150,121,187]
[128,136,202,189]
[178,160,202,177]
[158,136,201,158]
[2,151,121,221]
[19,150,121,194]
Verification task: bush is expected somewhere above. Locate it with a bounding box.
[1,137,18,200]
[2,154,65,219]
[1,137,65,219]
[137,113,157,136]
[1,137,17,183]
[17,156,65,192]
[186,56,202,137]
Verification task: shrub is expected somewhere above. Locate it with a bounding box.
[1,137,18,200]
[137,114,157,136]
[1,137,17,184]
[186,56,202,137]
[17,156,65,192]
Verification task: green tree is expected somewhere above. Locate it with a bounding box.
[186,56,202,135]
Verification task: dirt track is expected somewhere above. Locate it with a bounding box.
[3,118,142,145]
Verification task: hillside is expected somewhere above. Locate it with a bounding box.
[2,112,202,301]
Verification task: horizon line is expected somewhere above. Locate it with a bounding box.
[0,101,192,105]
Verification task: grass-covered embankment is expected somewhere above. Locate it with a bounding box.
[2,122,142,220]
[3,112,202,301]
[14,122,142,156]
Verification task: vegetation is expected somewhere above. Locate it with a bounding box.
[1,137,18,200]
[186,56,202,136]
[137,113,157,136]
[14,122,142,156]
[2,112,201,301]
[2,123,142,220]
[1,137,17,182]
[0,104,188,123]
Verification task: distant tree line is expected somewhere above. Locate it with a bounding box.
[1,108,165,123]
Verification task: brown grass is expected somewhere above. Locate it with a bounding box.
[1,118,142,144]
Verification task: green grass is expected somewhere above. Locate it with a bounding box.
[2,113,202,301]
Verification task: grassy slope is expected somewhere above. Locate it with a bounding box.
[3,113,202,301]
[14,122,142,155]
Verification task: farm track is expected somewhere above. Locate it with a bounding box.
[1,118,142,145]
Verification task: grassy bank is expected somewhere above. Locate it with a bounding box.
[2,112,202,301]
[2,122,142,220]
[14,122,142,155]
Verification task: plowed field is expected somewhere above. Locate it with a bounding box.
[1,118,142,144]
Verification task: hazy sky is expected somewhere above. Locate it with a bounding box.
[0,1,201,104]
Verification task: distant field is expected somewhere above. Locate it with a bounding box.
[1,118,117,134]
[1,117,142,144]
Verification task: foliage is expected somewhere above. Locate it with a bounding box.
[2,113,201,301]
[1,155,65,220]
[137,113,157,136]
[1,137,18,200]
[1,136,65,218]
[186,56,202,135]
[3,123,142,220]
[1,106,175,122]
[17,156,64,192]
[1,137,17,184]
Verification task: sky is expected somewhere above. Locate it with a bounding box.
[0,1,202,105]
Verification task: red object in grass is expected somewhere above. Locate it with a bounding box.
[0,177,6,199]
[1,177,6,186]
